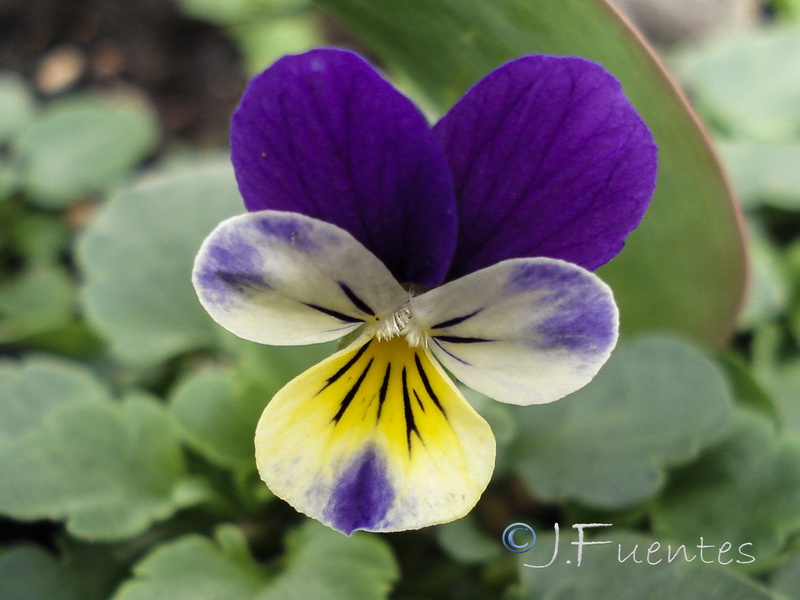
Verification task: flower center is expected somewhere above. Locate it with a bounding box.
[370,305,426,348]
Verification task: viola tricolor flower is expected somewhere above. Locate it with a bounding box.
[192,48,657,535]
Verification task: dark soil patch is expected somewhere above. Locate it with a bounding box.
[0,0,247,146]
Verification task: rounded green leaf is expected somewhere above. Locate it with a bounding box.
[14,94,159,208]
[652,409,800,566]
[0,356,109,453]
[0,265,74,343]
[170,341,335,472]
[738,225,791,331]
[0,73,36,143]
[519,531,781,600]
[0,367,207,540]
[717,139,800,211]
[510,337,732,508]
[170,368,264,471]
[313,0,747,347]
[113,522,399,600]
[770,548,800,597]
[0,160,19,201]
[77,161,244,366]
[674,26,800,141]
[0,542,121,600]
[0,545,75,600]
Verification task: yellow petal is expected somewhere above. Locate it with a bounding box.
[255,335,495,534]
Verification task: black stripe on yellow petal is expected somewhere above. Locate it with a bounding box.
[314,336,458,460]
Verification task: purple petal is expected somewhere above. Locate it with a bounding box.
[231,48,457,286]
[433,55,657,278]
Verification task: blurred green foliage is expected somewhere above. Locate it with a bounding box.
[2,1,800,599]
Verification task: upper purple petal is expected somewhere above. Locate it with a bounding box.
[433,55,657,278]
[231,48,457,286]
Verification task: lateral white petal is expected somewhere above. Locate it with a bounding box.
[412,258,619,405]
[192,210,407,345]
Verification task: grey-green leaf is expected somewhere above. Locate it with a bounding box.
[170,367,265,471]
[0,362,207,540]
[77,161,244,366]
[737,225,790,331]
[770,547,800,597]
[0,73,36,143]
[0,542,123,600]
[0,355,110,452]
[0,545,76,600]
[113,522,399,600]
[519,531,781,600]
[673,26,800,141]
[716,139,800,211]
[511,337,732,508]
[14,94,159,207]
[652,409,800,566]
[0,265,74,343]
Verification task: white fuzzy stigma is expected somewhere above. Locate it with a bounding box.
[371,305,427,348]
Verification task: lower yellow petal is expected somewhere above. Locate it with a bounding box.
[255,335,495,534]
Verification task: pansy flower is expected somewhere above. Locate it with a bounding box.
[192,49,657,535]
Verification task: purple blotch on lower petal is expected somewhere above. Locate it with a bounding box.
[325,447,395,535]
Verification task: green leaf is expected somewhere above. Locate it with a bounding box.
[77,161,244,366]
[652,409,800,566]
[787,240,800,346]
[0,359,207,540]
[770,547,800,597]
[232,17,322,75]
[673,26,800,141]
[0,545,76,600]
[170,368,264,471]
[0,265,74,342]
[737,224,790,331]
[113,522,399,600]
[0,356,109,452]
[313,0,746,347]
[436,516,502,565]
[170,342,334,472]
[0,160,19,201]
[10,211,70,265]
[0,73,36,143]
[510,337,732,508]
[262,522,399,599]
[518,531,781,599]
[14,94,159,208]
[764,360,800,438]
[178,0,308,25]
[716,139,800,211]
[0,542,123,600]
[462,387,518,476]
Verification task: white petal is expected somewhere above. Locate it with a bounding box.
[412,258,619,405]
[192,211,408,345]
